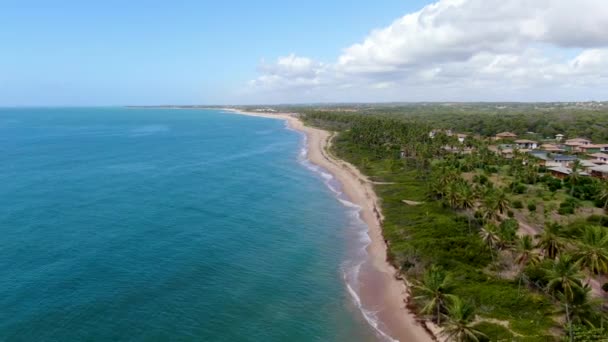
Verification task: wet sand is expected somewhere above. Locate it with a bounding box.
[223,109,435,342]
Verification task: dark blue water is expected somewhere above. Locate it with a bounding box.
[0,108,375,341]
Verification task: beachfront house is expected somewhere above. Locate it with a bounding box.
[495,132,517,140]
[515,139,538,150]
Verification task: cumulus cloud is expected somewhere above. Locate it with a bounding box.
[247,0,608,102]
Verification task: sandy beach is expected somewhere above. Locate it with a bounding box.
[223,109,435,342]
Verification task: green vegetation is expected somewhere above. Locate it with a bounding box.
[300,109,608,341]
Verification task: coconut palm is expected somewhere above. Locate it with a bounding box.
[545,254,584,302]
[440,297,487,342]
[412,265,456,324]
[480,224,501,251]
[597,181,608,213]
[515,235,541,268]
[536,222,565,259]
[574,226,608,275]
[569,160,582,196]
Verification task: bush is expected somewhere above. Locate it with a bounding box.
[558,206,575,215]
[528,202,537,212]
[603,283,608,293]
[511,182,527,194]
[513,200,523,209]
[507,210,514,218]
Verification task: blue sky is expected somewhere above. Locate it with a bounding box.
[0,0,428,105]
[2,0,607,105]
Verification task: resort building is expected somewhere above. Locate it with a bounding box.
[579,159,599,171]
[564,138,592,153]
[578,144,604,154]
[555,134,565,141]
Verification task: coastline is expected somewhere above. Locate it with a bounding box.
[222,108,435,342]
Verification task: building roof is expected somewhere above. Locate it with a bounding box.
[579,144,604,149]
[579,160,598,167]
[515,139,538,144]
[552,154,577,161]
[556,134,565,137]
[591,165,608,174]
[540,144,564,152]
[548,166,590,176]
[496,132,517,137]
[566,138,591,143]
[590,153,608,159]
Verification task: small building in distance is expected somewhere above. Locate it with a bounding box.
[590,164,608,179]
[539,143,564,153]
[555,134,565,142]
[590,152,608,164]
[495,132,517,140]
[515,139,538,150]
[548,166,590,179]
[579,144,603,154]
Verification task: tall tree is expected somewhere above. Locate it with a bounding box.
[440,297,487,342]
[574,226,608,275]
[536,222,565,259]
[412,265,456,325]
[545,254,584,302]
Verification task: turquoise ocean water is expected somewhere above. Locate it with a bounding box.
[0,108,378,341]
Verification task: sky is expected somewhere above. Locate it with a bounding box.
[1,0,607,105]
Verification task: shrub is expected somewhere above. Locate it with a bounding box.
[558,206,575,215]
[513,200,524,209]
[603,283,608,292]
[511,182,527,194]
[507,210,514,218]
[527,202,537,212]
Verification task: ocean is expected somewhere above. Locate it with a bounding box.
[0,108,378,341]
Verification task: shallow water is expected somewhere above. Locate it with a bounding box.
[0,108,378,341]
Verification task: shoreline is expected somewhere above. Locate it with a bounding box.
[222,108,435,342]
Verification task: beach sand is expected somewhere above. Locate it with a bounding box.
[223,109,435,342]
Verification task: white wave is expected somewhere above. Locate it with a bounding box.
[344,270,399,342]
[289,126,399,342]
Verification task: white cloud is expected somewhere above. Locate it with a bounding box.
[247,0,608,102]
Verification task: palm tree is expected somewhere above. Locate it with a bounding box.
[515,235,541,268]
[545,254,584,302]
[536,222,565,259]
[412,265,456,324]
[597,181,608,214]
[557,284,605,342]
[569,160,582,196]
[574,226,608,275]
[494,189,511,215]
[480,224,501,252]
[440,297,487,342]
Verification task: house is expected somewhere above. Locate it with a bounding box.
[552,154,578,166]
[539,144,564,153]
[495,132,517,140]
[565,138,592,145]
[515,139,538,150]
[555,134,565,142]
[590,152,608,164]
[564,138,592,152]
[600,144,608,153]
[548,166,590,179]
[578,144,603,154]
[457,134,468,144]
[579,159,598,171]
[590,165,608,179]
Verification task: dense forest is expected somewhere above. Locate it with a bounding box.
[276,102,608,142]
[296,108,608,342]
